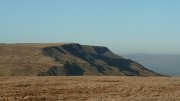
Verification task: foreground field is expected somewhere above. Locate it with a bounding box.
[0,77,180,101]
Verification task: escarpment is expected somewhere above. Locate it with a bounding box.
[0,43,161,76]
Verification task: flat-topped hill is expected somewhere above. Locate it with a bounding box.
[0,43,161,76]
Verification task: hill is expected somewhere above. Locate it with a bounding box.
[0,43,161,76]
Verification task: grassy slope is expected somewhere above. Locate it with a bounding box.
[0,44,62,76]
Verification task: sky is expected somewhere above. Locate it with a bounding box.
[0,0,180,54]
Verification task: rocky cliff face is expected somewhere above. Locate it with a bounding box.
[0,43,161,76]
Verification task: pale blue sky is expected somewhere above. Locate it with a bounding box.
[0,0,180,54]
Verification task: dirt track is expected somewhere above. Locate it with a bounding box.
[0,76,180,101]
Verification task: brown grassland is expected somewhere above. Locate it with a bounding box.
[0,76,180,101]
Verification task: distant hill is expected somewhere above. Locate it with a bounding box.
[124,54,180,76]
[0,43,161,76]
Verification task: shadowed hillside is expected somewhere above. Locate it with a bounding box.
[0,43,161,76]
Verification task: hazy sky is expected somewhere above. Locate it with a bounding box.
[0,0,180,54]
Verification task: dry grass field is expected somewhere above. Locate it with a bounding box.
[0,76,180,101]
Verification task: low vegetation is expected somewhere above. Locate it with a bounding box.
[0,76,179,101]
